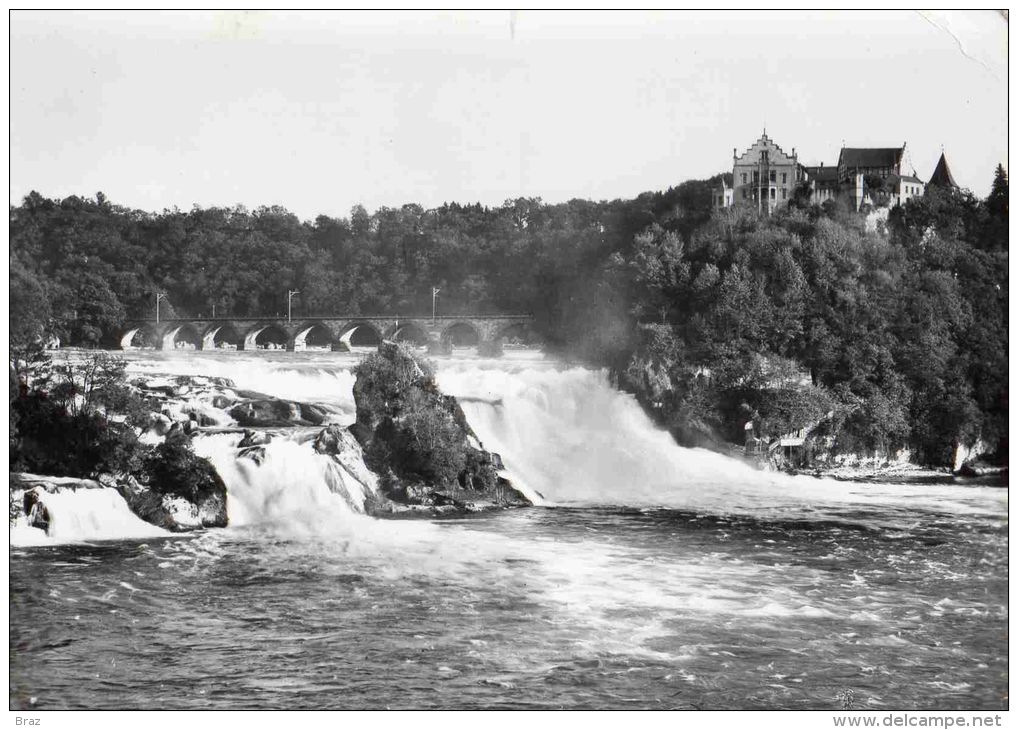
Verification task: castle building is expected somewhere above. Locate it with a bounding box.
[837,146,905,180]
[714,132,929,214]
[799,164,839,205]
[726,132,804,215]
[838,144,925,209]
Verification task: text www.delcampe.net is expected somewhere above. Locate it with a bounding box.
[834,715,1004,728]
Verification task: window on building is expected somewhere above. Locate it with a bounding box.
[741,173,747,184]
[781,188,787,200]
[769,170,776,182]
[742,188,747,199]
[782,173,787,184]
[753,171,759,183]
[770,188,776,200]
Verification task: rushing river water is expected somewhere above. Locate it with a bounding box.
[9,350,1009,710]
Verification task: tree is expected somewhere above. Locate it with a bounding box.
[983,164,1008,251]
[986,164,1008,221]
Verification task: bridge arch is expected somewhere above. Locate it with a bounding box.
[389,321,429,347]
[292,322,338,351]
[202,323,244,350]
[338,322,383,348]
[243,322,293,350]
[479,321,539,357]
[161,323,202,350]
[439,320,482,349]
[492,321,538,347]
[120,324,160,349]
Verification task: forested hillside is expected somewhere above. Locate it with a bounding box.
[9,166,1007,466]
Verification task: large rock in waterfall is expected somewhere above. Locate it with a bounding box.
[116,436,228,531]
[349,341,531,513]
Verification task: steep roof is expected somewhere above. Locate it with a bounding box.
[839,147,904,169]
[802,164,839,184]
[928,152,959,189]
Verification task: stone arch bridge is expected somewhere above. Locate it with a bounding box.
[118,315,536,357]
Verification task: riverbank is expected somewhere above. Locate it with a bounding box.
[612,332,1007,486]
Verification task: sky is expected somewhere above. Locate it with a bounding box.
[10,10,1008,221]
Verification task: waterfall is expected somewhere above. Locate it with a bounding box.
[13,350,1002,548]
[11,487,167,546]
[193,432,378,533]
[435,362,1007,523]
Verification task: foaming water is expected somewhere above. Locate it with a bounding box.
[11,349,1008,710]
[11,488,167,546]
[436,363,1007,527]
[194,432,376,530]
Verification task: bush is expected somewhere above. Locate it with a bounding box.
[353,342,481,488]
[353,342,436,421]
[142,435,226,503]
[390,407,467,485]
[10,390,142,477]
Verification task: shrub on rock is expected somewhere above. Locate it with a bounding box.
[11,390,143,478]
[140,434,228,528]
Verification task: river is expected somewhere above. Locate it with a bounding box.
[8,350,1008,710]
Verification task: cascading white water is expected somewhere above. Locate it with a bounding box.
[435,362,1008,523]
[11,487,167,546]
[19,349,1002,547]
[194,432,378,532]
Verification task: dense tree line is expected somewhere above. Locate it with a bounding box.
[7,180,716,346]
[9,165,1007,466]
[611,167,1008,465]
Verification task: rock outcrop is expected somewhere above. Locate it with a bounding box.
[349,341,530,513]
[229,399,329,427]
[237,429,273,464]
[110,473,226,532]
[133,437,229,530]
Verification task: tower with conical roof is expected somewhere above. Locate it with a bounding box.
[928,152,959,190]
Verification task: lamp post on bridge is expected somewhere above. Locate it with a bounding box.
[432,287,440,325]
[287,289,300,322]
[155,292,166,323]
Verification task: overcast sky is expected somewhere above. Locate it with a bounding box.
[10,10,1008,220]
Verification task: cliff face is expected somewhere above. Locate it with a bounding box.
[350,341,530,512]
